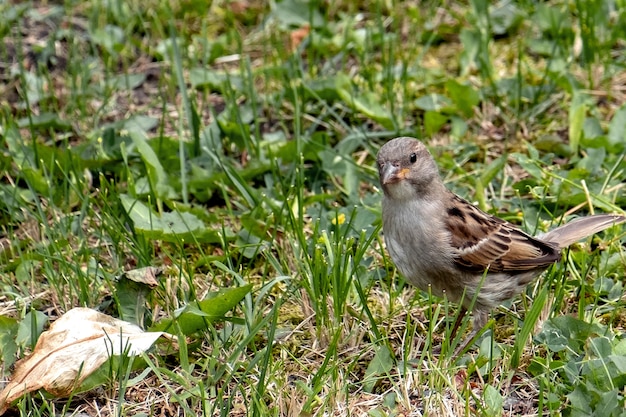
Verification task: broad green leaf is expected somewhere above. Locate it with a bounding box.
[108,73,147,91]
[489,0,523,35]
[484,385,504,415]
[120,194,217,243]
[19,72,47,106]
[19,167,50,196]
[189,68,244,93]
[450,115,469,138]
[589,337,613,358]
[318,146,359,198]
[510,153,544,180]
[459,28,481,76]
[445,80,480,118]
[304,77,343,102]
[116,267,161,326]
[536,316,604,353]
[608,103,626,150]
[15,311,49,349]
[615,339,626,356]
[336,85,394,129]
[0,316,19,370]
[16,113,71,130]
[480,155,507,185]
[610,354,626,373]
[566,386,592,415]
[269,0,325,28]
[122,115,159,132]
[150,284,253,334]
[575,146,605,173]
[414,94,454,112]
[90,24,125,54]
[363,344,393,393]
[5,126,35,168]
[534,135,572,156]
[533,4,573,35]
[129,130,171,200]
[424,111,448,136]
[593,390,621,417]
[582,116,603,139]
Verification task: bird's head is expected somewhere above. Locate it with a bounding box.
[376,137,440,199]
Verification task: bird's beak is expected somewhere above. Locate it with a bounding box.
[381,164,409,185]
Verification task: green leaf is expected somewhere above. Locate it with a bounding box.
[610,354,626,374]
[593,390,621,417]
[582,116,603,139]
[363,344,394,393]
[489,0,523,35]
[120,194,217,243]
[445,80,480,118]
[608,103,626,150]
[510,153,544,180]
[129,130,172,200]
[0,316,19,370]
[474,154,506,210]
[122,115,159,132]
[116,267,162,326]
[589,336,613,358]
[575,146,605,173]
[5,126,36,169]
[304,77,343,102]
[91,24,125,54]
[483,385,504,416]
[536,316,603,353]
[424,111,448,136]
[108,73,147,91]
[269,0,325,28]
[15,311,49,349]
[459,28,481,75]
[16,113,72,130]
[567,386,592,415]
[414,94,454,112]
[481,155,506,185]
[318,146,359,198]
[189,68,244,93]
[150,284,253,334]
[336,79,394,129]
[450,115,469,138]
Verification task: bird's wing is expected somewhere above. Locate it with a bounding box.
[444,194,561,273]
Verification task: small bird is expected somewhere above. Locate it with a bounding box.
[377,136,625,353]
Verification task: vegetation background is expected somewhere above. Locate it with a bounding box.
[1,0,625,415]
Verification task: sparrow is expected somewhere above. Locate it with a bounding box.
[377,136,626,353]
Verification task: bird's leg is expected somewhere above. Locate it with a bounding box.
[449,306,468,341]
[453,310,489,356]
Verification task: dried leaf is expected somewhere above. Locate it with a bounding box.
[0,308,173,415]
[123,266,162,287]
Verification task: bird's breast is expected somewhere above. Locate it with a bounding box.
[382,196,457,296]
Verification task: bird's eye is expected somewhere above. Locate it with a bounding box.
[409,153,417,164]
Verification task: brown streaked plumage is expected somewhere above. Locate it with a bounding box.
[377,136,626,353]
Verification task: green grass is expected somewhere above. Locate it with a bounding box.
[1,0,626,416]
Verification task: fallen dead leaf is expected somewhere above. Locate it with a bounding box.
[0,307,174,415]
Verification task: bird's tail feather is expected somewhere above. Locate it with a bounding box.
[539,214,625,248]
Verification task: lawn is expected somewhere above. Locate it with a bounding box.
[1,1,625,416]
